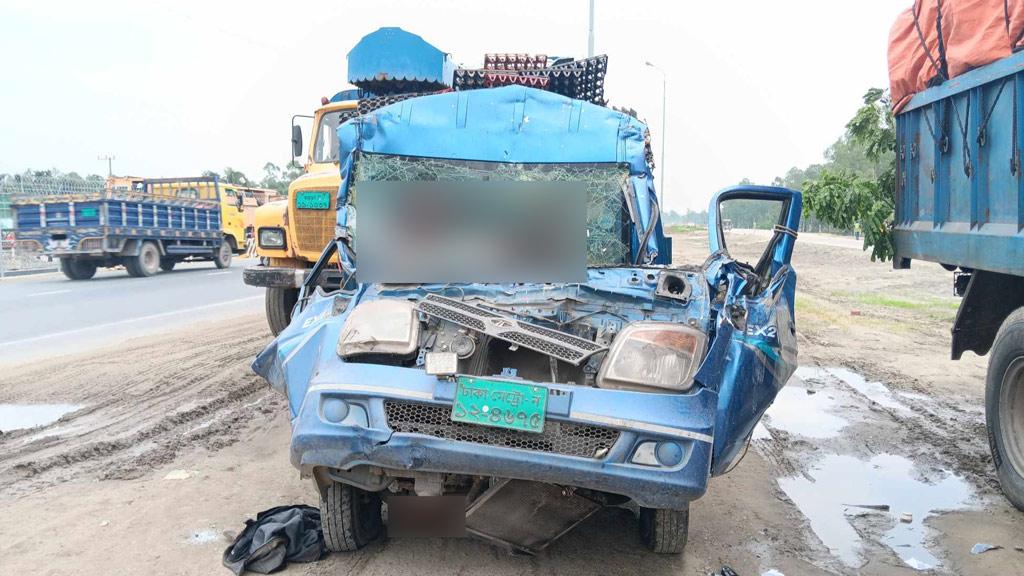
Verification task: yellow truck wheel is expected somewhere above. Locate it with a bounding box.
[266,287,299,335]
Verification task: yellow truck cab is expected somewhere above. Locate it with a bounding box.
[219,183,280,255]
[244,95,358,334]
[244,27,455,334]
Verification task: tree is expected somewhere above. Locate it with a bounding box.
[802,88,896,261]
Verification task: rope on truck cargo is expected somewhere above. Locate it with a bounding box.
[978,78,1010,148]
[950,95,973,177]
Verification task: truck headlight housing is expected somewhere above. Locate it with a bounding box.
[596,322,707,393]
[258,227,286,248]
[337,299,421,358]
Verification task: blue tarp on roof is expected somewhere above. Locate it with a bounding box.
[335,85,663,263]
[347,27,453,88]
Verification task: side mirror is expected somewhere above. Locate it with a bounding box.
[291,125,303,159]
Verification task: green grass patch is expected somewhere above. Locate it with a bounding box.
[852,293,960,312]
[665,224,704,234]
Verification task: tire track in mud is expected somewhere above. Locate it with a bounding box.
[0,314,285,496]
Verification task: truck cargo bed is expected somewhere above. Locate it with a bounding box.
[894,50,1024,276]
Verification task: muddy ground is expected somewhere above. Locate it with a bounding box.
[1,231,1023,575]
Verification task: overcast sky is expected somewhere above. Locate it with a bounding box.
[0,0,904,212]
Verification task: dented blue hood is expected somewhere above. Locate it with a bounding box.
[334,86,665,263]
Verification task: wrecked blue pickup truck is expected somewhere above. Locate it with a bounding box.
[253,85,801,555]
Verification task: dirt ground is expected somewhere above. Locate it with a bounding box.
[1,231,1023,576]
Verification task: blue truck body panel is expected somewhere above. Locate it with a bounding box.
[12,186,222,258]
[894,50,1024,275]
[252,86,803,510]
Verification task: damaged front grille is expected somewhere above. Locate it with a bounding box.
[384,401,618,459]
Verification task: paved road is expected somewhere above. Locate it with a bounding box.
[0,258,264,363]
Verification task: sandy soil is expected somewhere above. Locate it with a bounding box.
[1,232,1023,576]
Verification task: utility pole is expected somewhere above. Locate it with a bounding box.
[98,154,115,177]
[645,61,666,208]
[587,0,595,57]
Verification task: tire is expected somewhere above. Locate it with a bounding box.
[159,259,176,272]
[639,504,689,554]
[320,481,383,552]
[986,308,1024,511]
[214,240,232,269]
[126,242,161,277]
[265,287,299,336]
[60,258,97,280]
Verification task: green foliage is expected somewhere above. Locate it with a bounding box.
[802,88,897,261]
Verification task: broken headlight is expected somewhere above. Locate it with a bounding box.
[337,299,421,358]
[596,322,707,393]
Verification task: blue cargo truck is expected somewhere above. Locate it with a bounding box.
[10,176,231,280]
[894,50,1024,511]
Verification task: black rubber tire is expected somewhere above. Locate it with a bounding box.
[639,504,689,554]
[986,308,1024,511]
[159,259,176,272]
[265,287,299,336]
[126,242,161,277]
[320,481,383,552]
[214,240,232,269]
[60,258,97,280]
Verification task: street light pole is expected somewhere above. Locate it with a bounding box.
[644,61,666,208]
[587,0,595,57]
[98,154,115,177]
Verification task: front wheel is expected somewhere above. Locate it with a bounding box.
[986,309,1024,511]
[639,504,689,554]
[320,481,383,552]
[60,258,97,280]
[214,240,232,269]
[265,287,299,336]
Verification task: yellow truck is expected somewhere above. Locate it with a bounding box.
[243,94,358,334]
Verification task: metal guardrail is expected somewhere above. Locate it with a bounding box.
[0,176,106,201]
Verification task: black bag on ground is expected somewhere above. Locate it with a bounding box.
[222,505,325,575]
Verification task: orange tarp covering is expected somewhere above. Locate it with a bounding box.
[1008,0,1024,50]
[888,1,945,112]
[944,0,1011,78]
[888,0,1023,111]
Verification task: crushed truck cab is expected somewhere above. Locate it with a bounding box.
[253,85,801,554]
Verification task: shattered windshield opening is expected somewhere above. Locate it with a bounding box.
[350,153,632,267]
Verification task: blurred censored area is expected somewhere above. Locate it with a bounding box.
[351,154,632,283]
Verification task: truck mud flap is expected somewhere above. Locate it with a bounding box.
[465,479,602,554]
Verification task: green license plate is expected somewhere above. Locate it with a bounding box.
[296,191,331,209]
[80,207,97,217]
[451,376,547,433]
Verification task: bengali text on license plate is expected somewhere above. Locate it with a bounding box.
[296,191,331,209]
[451,376,547,433]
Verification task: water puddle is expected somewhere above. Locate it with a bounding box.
[779,452,972,570]
[0,404,81,433]
[761,382,848,438]
[810,366,912,414]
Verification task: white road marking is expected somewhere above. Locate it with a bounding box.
[0,295,263,349]
[206,271,233,276]
[27,289,72,298]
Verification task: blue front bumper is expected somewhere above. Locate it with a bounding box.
[289,362,716,510]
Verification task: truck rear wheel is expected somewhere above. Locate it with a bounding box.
[126,242,160,277]
[60,258,97,280]
[320,481,382,552]
[639,504,689,554]
[214,240,232,269]
[266,287,299,336]
[986,308,1024,511]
